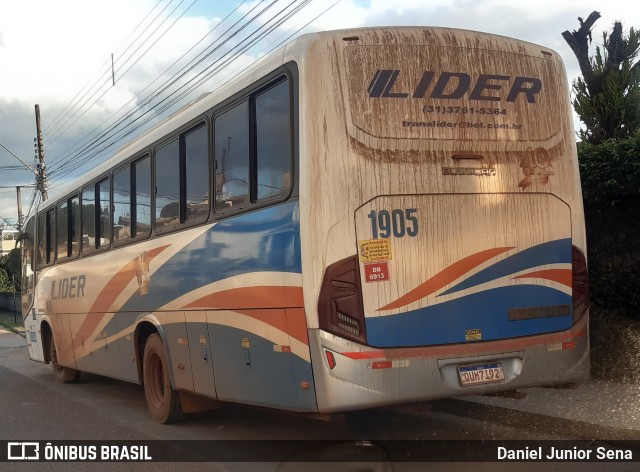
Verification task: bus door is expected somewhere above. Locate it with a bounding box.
[355,193,574,348]
[20,218,42,360]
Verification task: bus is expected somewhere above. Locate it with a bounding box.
[21,27,590,423]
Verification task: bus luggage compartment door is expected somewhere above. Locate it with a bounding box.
[354,193,573,348]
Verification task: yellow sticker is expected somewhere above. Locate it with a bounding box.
[465,329,482,341]
[241,338,250,349]
[359,239,392,262]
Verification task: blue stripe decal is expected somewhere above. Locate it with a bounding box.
[366,285,573,347]
[439,238,572,297]
[211,325,316,411]
[118,201,301,315]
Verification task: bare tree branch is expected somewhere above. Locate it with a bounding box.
[562,11,601,88]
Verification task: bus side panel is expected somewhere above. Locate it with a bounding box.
[209,308,316,411]
[112,200,314,410]
[68,311,127,380]
[159,313,195,393]
[50,313,76,369]
[30,199,314,409]
[185,311,217,398]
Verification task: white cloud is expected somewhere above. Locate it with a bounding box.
[1,0,639,223]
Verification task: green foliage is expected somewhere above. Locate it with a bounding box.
[578,133,640,204]
[572,25,640,143]
[578,135,640,316]
[0,254,20,292]
[0,255,18,292]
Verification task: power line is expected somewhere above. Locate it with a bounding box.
[44,0,171,142]
[48,0,273,177]
[0,143,38,176]
[50,0,298,177]
[48,0,262,174]
[47,0,338,184]
[0,165,31,171]
[45,0,198,151]
[46,1,249,175]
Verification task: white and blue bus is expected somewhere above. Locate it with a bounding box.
[21,27,590,423]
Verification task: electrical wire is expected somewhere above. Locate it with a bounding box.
[48,0,340,184]
[48,0,280,176]
[50,0,299,176]
[45,0,170,142]
[46,1,249,174]
[45,0,197,151]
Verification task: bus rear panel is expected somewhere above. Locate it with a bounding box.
[298,27,589,412]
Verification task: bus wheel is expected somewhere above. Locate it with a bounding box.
[143,333,186,424]
[50,335,80,383]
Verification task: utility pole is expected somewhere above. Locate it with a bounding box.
[35,104,48,201]
[16,186,23,231]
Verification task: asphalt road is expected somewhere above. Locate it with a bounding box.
[1,328,637,472]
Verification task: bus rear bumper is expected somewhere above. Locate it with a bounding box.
[309,313,590,413]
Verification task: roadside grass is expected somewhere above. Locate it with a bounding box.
[0,309,24,334]
[590,306,640,383]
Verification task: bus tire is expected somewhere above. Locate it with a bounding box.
[143,333,186,424]
[50,334,80,383]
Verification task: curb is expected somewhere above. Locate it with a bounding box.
[0,321,26,338]
[434,398,640,441]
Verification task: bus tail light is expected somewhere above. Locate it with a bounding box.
[572,246,590,322]
[325,350,337,370]
[318,255,367,344]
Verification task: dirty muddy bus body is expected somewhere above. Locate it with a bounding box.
[22,27,589,422]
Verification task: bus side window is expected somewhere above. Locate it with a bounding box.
[82,185,97,253]
[214,101,250,211]
[46,208,55,264]
[70,196,80,257]
[113,166,132,243]
[37,212,46,266]
[98,178,111,249]
[155,140,180,231]
[134,156,151,237]
[82,178,111,253]
[56,201,68,259]
[255,79,292,200]
[184,124,209,223]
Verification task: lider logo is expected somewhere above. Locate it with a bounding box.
[367,69,542,103]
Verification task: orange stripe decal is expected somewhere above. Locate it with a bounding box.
[71,245,170,349]
[184,286,304,310]
[512,269,572,287]
[220,308,309,346]
[377,247,514,311]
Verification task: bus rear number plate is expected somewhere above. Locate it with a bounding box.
[458,363,504,386]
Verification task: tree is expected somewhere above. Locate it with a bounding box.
[562,12,640,143]
[0,254,20,292]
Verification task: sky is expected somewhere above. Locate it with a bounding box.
[1,0,639,226]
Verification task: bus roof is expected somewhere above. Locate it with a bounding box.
[40,26,561,211]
